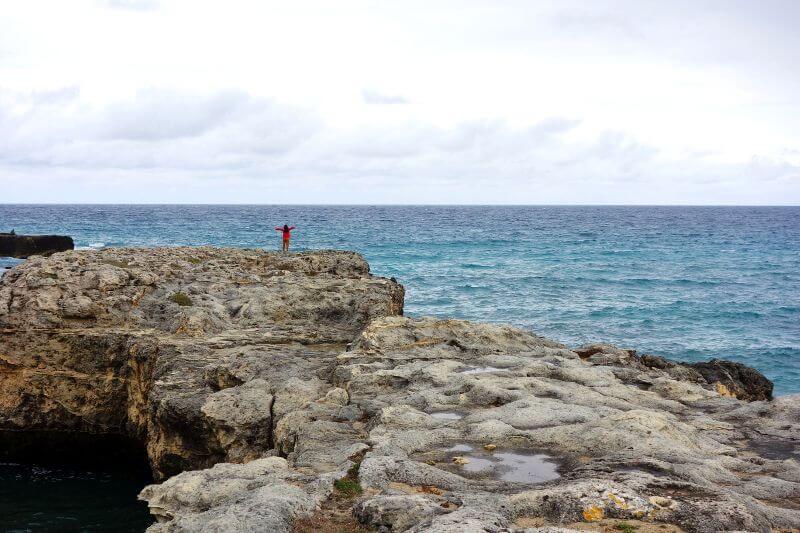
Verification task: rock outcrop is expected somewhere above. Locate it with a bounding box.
[1,248,798,532]
[574,344,774,401]
[0,247,403,479]
[0,233,74,258]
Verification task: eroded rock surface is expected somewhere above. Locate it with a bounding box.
[0,247,403,480]
[330,318,800,532]
[1,248,798,532]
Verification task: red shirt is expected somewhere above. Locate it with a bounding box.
[276,226,295,240]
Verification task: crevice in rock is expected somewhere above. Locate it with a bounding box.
[267,392,277,451]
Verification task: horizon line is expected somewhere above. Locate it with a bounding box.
[1,203,799,208]
[0,202,800,208]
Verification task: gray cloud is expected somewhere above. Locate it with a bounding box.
[0,88,320,170]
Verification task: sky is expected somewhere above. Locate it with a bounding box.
[1,0,799,204]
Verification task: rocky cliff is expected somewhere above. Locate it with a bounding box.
[0,247,403,479]
[1,248,798,532]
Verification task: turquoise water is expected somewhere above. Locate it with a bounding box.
[2,204,798,394]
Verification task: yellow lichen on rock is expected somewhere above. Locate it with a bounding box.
[607,492,628,509]
[418,485,443,495]
[453,456,470,465]
[715,382,735,397]
[583,505,604,521]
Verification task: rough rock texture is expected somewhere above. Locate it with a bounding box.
[574,345,774,401]
[0,247,403,480]
[0,233,74,258]
[139,457,333,532]
[331,319,800,532]
[2,248,799,532]
[688,359,774,401]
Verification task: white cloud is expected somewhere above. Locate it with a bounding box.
[1,86,797,204]
[100,0,159,11]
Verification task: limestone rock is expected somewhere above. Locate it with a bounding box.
[200,379,274,463]
[354,494,448,531]
[336,317,800,532]
[583,343,774,401]
[0,247,404,479]
[2,248,798,533]
[139,457,329,532]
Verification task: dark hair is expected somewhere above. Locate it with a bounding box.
[283,224,289,231]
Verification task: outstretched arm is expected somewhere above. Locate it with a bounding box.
[289,226,296,230]
[275,227,282,231]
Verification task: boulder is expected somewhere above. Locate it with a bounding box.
[688,358,774,401]
[0,234,74,258]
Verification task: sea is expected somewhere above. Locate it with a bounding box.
[1,204,798,530]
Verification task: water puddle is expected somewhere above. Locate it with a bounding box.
[430,412,464,421]
[441,443,561,484]
[460,366,503,375]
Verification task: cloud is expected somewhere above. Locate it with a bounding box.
[100,0,159,11]
[362,90,409,105]
[0,88,320,170]
[94,89,276,142]
[0,87,798,204]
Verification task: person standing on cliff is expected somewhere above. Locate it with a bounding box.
[275,224,296,252]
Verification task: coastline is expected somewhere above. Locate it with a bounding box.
[1,247,798,531]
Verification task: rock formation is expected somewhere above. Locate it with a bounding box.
[0,233,74,258]
[1,248,798,532]
[0,247,403,479]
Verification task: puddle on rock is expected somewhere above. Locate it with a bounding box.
[430,412,464,421]
[460,366,503,375]
[464,451,561,483]
[443,443,561,484]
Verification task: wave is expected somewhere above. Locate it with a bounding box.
[76,242,106,250]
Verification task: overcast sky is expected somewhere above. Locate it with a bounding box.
[1,0,798,204]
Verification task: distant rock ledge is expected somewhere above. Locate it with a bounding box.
[0,247,798,532]
[0,233,74,258]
